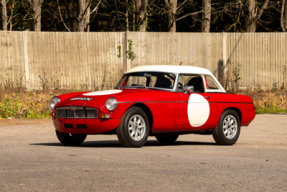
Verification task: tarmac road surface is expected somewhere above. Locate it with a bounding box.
[0,114,286,191]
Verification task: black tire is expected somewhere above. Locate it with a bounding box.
[116,107,150,147]
[155,135,178,144]
[56,130,87,146]
[212,109,241,145]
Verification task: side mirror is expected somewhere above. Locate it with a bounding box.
[184,86,194,94]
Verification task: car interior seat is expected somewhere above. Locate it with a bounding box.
[187,76,204,92]
[154,76,171,89]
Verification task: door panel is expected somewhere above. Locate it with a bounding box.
[174,92,212,131]
[187,93,210,127]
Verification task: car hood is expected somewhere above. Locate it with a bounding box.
[56,89,175,108]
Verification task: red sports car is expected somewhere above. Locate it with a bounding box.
[49,65,255,147]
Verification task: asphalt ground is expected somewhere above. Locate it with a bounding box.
[0,114,286,192]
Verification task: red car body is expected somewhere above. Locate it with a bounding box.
[50,65,255,146]
[52,90,255,134]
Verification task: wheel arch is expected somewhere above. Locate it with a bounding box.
[127,103,154,133]
[223,107,242,123]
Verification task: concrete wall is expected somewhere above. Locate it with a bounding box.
[0,31,286,90]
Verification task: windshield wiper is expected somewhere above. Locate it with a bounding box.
[120,85,147,89]
[135,85,147,89]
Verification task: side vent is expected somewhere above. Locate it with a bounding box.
[64,124,73,129]
[76,124,88,129]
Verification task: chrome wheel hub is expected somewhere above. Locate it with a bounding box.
[222,115,238,139]
[128,115,146,141]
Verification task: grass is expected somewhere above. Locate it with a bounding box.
[256,107,287,114]
[234,87,287,115]
[0,88,73,119]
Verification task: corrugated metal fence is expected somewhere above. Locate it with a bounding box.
[0,31,286,90]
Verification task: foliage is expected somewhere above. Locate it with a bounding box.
[0,89,51,119]
[126,39,136,60]
[117,45,121,58]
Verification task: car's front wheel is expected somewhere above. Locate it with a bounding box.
[156,135,178,144]
[117,107,150,147]
[56,130,87,146]
[212,109,241,145]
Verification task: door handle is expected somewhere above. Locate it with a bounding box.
[204,96,211,99]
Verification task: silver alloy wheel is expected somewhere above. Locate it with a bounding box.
[128,115,146,141]
[222,115,238,139]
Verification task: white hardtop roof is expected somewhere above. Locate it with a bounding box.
[125,65,213,75]
[125,65,226,93]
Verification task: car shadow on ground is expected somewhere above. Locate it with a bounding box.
[30,140,216,148]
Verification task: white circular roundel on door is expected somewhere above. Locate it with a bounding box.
[187,94,210,127]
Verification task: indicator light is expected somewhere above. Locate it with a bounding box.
[100,114,110,119]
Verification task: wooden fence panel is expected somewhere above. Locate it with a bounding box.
[22,32,125,90]
[0,32,25,87]
[128,32,223,78]
[1,31,287,89]
[226,33,287,88]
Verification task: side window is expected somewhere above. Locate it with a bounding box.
[154,73,175,89]
[124,72,175,88]
[177,74,204,93]
[177,75,184,91]
[205,75,220,91]
[126,76,147,87]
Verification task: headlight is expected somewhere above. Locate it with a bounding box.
[105,97,117,111]
[49,97,60,111]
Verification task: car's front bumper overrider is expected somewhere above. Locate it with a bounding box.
[53,118,121,134]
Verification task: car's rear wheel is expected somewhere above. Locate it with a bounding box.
[56,130,87,146]
[155,135,178,144]
[212,109,240,145]
[117,107,150,147]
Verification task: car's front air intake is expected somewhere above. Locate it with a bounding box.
[56,107,98,119]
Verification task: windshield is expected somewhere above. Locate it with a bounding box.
[116,72,176,90]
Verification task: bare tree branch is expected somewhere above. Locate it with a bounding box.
[282,0,286,31]
[176,0,188,11]
[57,0,71,32]
[147,4,168,24]
[257,0,269,20]
[64,0,73,31]
[91,0,101,14]
[176,10,202,21]
[163,0,171,9]
[85,0,102,30]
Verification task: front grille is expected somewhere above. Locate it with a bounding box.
[56,107,98,119]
